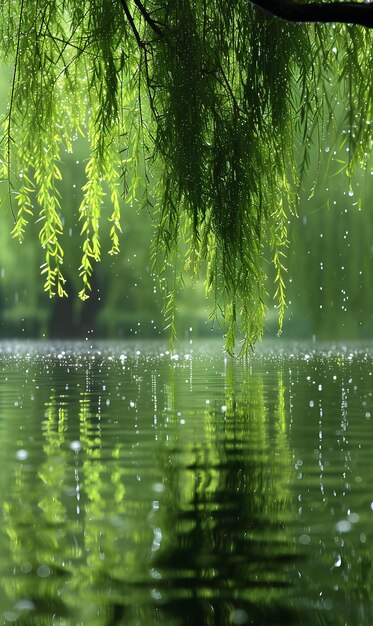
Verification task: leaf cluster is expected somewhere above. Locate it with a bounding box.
[0,1,372,352]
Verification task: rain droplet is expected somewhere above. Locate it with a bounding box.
[299,534,311,545]
[335,520,352,533]
[69,441,81,453]
[230,609,249,625]
[37,565,51,578]
[15,450,28,461]
[14,599,35,611]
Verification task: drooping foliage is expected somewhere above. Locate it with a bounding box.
[0,1,372,352]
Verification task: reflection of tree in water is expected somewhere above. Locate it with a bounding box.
[0,353,303,625]
[0,354,167,625]
[1,388,73,621]
[147,359,301,626]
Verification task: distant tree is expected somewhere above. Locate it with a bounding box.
[0,1,372,352]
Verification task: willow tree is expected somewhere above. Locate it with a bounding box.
[0,1,372,352]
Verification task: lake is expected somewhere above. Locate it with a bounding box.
[0,340,372,625]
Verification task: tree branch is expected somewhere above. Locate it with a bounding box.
[119,0,146,48]
[133,0,163,38]
[248,1,373,28]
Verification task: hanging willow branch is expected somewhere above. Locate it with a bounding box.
[0,0,372,354]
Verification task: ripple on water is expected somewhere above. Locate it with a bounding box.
[1,340,373,625]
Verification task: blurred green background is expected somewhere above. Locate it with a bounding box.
[285,154,373,340]
[1,67,373,342]
[0,148,210,339]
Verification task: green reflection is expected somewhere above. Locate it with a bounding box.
[1,346,373,625]
[149,359,298,626]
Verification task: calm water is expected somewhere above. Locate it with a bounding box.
[0,340,373,626]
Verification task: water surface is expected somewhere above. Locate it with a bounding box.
[0,340,372,625]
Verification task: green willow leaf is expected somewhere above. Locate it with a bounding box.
[0,1,372,351]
